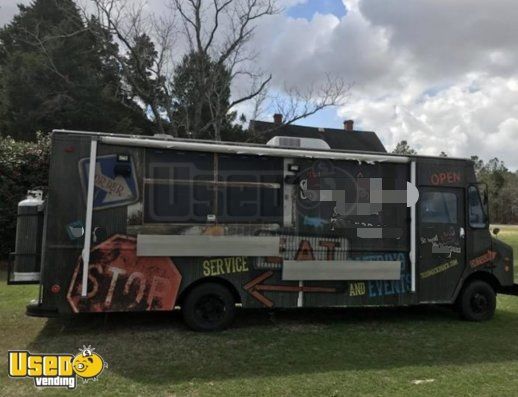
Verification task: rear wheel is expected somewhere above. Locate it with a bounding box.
[458,280,496,321]
[182,283,236,331]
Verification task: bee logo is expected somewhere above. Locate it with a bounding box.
[72,345,107,382]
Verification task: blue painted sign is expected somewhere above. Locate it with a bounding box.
[79,154,139,210]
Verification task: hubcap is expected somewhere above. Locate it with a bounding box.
[194,294,226,324]
[471,292,489,314]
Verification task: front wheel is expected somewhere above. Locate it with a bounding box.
[182,283,236,331]
[458,280,496,321]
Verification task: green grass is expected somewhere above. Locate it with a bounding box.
[2,228,518,396]
[493,225,518,268]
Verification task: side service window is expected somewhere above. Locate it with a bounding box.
[144,150,283,224]
[468,185,487,228]
[144,151,214,223]
[216,154,282,223]
[420,191,457,224]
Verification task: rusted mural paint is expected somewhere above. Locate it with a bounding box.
[67,234,182,313]
[245,233,347,307]
[255,233,349,270]
[243,271,336,308]
[469,250,497,268]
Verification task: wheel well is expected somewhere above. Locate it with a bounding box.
[461,271,501,293]
[177,277,242,306]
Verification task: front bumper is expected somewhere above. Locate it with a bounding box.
[498,284,518,296]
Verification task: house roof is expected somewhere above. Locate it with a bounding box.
[250,120,387,153]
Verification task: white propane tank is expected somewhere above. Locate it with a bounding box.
[12,190,45,283]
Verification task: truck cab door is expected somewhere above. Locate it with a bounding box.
[417,187,466,302]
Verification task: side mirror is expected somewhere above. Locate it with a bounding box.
[492,227,500,236]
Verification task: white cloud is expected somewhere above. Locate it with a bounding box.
[251,0,518,168]
[359,0,518,82]
[341,74,518,165]
[0,1,30,26]
[2,0,518,169]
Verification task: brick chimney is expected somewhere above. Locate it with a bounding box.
[273,113,283,125]
[344,120,354,131]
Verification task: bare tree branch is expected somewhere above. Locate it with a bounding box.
[86,0,177,135]
[63,0,349,141]
[252,76,351,135]
[292,77,348,122]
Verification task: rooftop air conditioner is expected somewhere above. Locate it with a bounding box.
[266,136,330,150]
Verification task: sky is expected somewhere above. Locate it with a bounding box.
[1,0,518,168]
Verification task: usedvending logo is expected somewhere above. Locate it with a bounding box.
[8,345,107,389]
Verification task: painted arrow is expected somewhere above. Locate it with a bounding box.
[243,271,337,308]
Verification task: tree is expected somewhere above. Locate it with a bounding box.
[392,140,417,155]
[472,157,518,224]
[477,157,509,223]
[470,155,485,175]
[90,0,349,140]
[171,51,231,139]
[122,33,170,134]
[0,0,151,139]
[170,0,275,140]
[0,133,50,258]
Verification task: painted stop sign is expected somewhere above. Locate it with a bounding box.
[67,235,182,313]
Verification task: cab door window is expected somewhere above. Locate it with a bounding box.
[420,191,457,224]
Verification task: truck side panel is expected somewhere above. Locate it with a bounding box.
[42,133,497,314]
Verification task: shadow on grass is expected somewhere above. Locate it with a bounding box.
[25,304,518,384]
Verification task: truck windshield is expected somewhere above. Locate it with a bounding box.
[468,185,488,228]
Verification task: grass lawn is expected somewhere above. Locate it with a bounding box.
[2,228,518,396]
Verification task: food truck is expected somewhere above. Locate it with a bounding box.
[8,129,518,331]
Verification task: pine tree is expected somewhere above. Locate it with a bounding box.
[0,0,151,139]
[171,51,242,140]
[392,140,417,155]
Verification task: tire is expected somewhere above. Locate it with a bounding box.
[458,280,496,321]
[182,283,236,331]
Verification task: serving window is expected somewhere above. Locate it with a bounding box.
[144,150,283,224]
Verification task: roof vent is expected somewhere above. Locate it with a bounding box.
[266,136,331,150]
